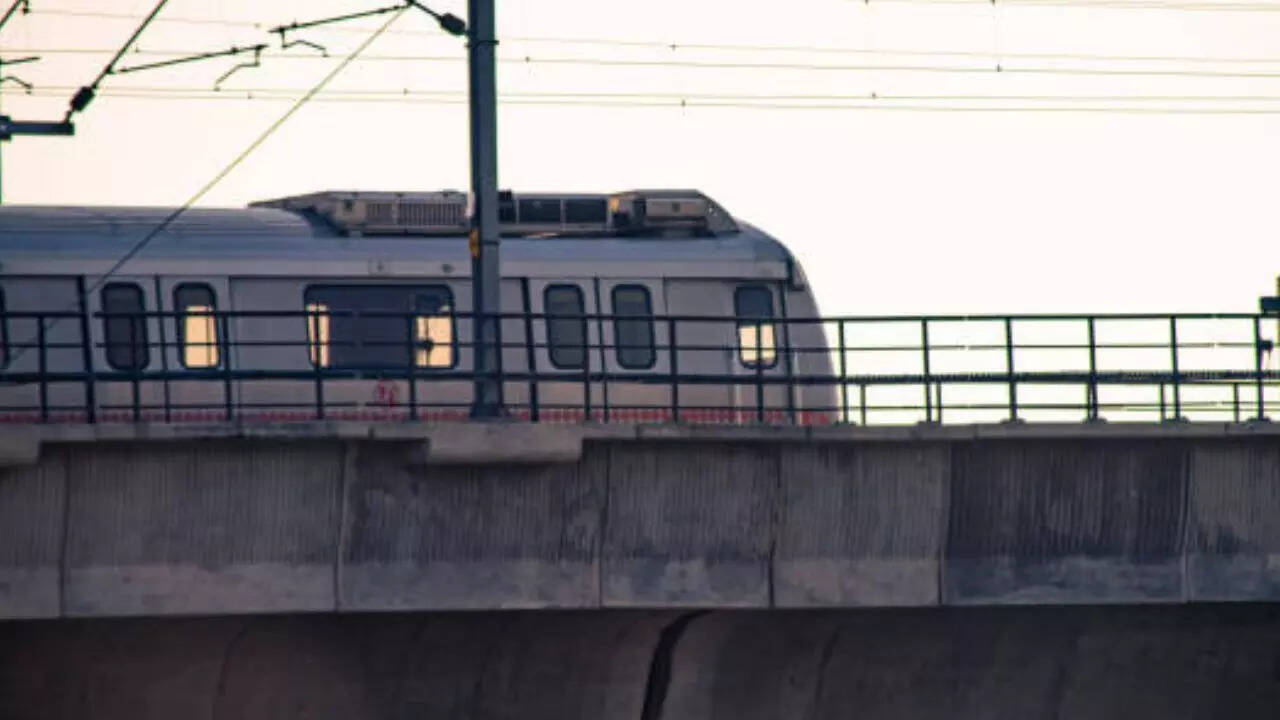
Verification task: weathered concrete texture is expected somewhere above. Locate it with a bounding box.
[63,441,342,616]
[0,450,66,618]
[3,606,1280,720]
[16,427,1280,617]
[945,440,1187,604]
[1187,440,1280,600]
[342,448,602,610]
[775,443,949,606]
[602,443,777,607]
[0,611,672,720]
[659,605,1280,720]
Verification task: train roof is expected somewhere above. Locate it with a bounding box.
[0,202,794,270]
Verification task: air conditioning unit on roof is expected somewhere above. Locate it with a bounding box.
[251,191,469,235]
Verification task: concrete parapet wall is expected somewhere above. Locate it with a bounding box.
[5,422,1280,617]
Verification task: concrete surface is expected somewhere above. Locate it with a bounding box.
[6,422,1280,616]
[3,605,1279,720]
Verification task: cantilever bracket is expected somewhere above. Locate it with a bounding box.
[0,74,32,93]
[279,34,328,57]
[214,45,264,89]
[0,115,74,141]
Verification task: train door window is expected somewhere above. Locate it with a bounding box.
[611,285,655,369]
[304,285,453,369]
[173,283,219,368]
[0,288,7,369]
[101,283,149,370]
[545,284,586,369]
[735,285,776,368]
[414,291,455,368]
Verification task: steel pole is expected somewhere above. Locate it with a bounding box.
[467,0,503,417]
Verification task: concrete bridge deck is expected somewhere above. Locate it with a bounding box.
[3,420,1280,618]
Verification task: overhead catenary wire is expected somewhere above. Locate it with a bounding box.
[5,6,409,366]
[22,87,1280,114]
[21,50,1280,81]
[22,44,1280,68]
[63,0,170,120]
[83,6,406,296]
[0,0,29,35]
[861,0,1280,11]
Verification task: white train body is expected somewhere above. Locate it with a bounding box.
[0,189,835,424]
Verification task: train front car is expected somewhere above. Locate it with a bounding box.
[0,190,836,425]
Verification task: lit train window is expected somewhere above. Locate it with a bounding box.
[303,285,454,370]
[173,283,219,368]
[101,283,149,371]
[414,293,453,368]
[735,285,776,368]
[545,284,586,369]
[612,285,655,369]
[306,302,330,367]
[0,288,7,369]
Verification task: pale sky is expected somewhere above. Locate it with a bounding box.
[4,0,1280,317]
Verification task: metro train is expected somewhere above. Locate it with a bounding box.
[0,188,835,423]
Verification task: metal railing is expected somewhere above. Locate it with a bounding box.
[1,308,1278,425]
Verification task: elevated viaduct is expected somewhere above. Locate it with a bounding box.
[3,421,1280,718]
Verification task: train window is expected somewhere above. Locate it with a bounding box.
[414,293,454,368]
[303,285,454,370]
[545,284,586,369]
[305,302,331,367]
[612,285,655,369]
[735,285,776,368]
[0,288,7,369]
[173,283,219,368]
[101,283,149,371]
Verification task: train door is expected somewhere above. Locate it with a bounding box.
[729,282,790,423]
[156,276,233,421]
[663,279,788,423]
[598,278,668,422]
[85,275,164,421]
[527,278,601,421]
[662,279,734,422]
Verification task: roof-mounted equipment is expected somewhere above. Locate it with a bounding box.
[497,192,610,236]
[249,188,740,238]
[608,189,738,236]
[250,191,468,236]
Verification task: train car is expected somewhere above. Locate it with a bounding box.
[0,188,835,424]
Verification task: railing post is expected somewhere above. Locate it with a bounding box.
[755,320,765,423]
[406,315,418,422]
[522,302,539,422]
[1086,317,1099,421]
[37,315,48,423]
[921,319,933,422]
[1004,317,1018,422]
[1255,316,1267,420]
[837,321,848,424]
[130,312,141,423]
[1159,383,1166,420]
[220,312,233,422]
[312,310,325,421]
[1233,382,1241,423]
[77,285,96,425]
[668,317,679,423]
[581,314,591,423]
[859,382,867,425]
[1169,316,1181,420]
